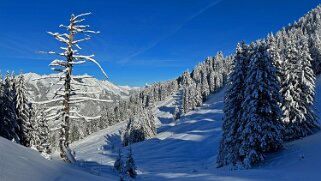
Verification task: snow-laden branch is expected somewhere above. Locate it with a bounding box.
[47,32,69,44]
[36,51,57,55]
[31,97,64,104]
[50,59,67,67]
[74,55,108,79]
[72,37,90,44]
[71,91,101,95]
[74,18,85,24]
[72,12,92,20]
[44,105,64,113]
[73,111,101,122]
[72,75,94,79]
[52,85,65,98]
[70,82,97,87]
[50,123,63,131]
[69,96,113,102]
[74,44,82,50]
[32,75,63,81]
[68,100,86,104]
[47,112,63,120]
[70,60,86,65]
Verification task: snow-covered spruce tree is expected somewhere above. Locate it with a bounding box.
[267,33,284,83]
[201,70,210,99]
[37,12,109,163]
[308,31,321,74]
[125,146,137,178]
[15,74,31,147]
[216,42,250,168]
[181,86,190,114]
[237,40,283,168]
[29,103,39,148]
[36,108,51,159]
[114,149,125,181]
[122,109,156,146]
[0,72,20,142]
[281,29,319,140]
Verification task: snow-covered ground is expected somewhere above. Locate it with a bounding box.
[70,77,321,181]
[0,137,109,181]
[2,78,321,181]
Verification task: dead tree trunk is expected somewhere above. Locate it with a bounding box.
[39,13,108,163]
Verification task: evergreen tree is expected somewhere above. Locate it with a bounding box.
[0,72,19,142]
[237,40,283,168]
[217,42,250,168]
[36,109,51,158]
[114,149,125,181]
[122,109,156,146]
[281,30,319,140]
[15,74,31,146]
[125,146,137,178]
[201,71,210,99]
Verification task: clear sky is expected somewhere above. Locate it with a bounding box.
[0,0,320,86]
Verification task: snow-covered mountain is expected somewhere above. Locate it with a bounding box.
[24,72,136,101]
[23,72,139,116]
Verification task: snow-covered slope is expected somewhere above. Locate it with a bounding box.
[0,137,111,181]
[71,76,321,180]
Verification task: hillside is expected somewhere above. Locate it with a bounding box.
[68,76,321,180]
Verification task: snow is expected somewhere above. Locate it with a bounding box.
[0,137,112,181]
[2,77,321,180]
[70,77,321,180]
[23,72,131,99]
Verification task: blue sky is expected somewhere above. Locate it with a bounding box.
[0,0,320,86]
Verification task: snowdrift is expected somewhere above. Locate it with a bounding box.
[0,137,108,181]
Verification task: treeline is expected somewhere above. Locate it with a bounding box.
[0,72,51,157]
[217,5,321,169]
[178,52,233,114]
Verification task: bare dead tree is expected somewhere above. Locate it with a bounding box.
[36,12,110,163]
